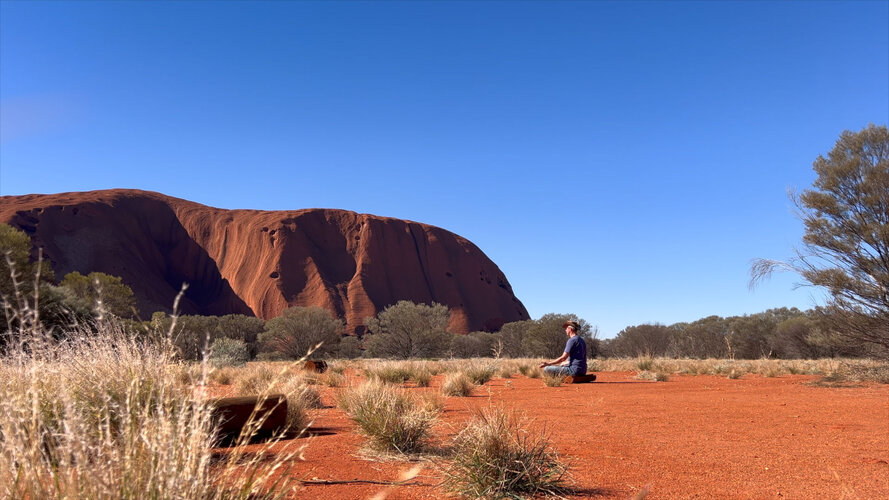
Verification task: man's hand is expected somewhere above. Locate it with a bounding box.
[539,361,547,368]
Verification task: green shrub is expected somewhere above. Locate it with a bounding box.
[210,337,249,366]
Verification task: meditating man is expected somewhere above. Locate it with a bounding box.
[539,320,587,377]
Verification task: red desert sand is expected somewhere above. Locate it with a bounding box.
[219,372,889,499]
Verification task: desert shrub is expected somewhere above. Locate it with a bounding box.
[320,371,346,387]
[410,368,433,387]
[635,370,669,382]
[335,335,363,358]
[214,314,265,359]
[365,361,412,384]
[59,271,138,319]
[232,363,281,395]
[209,365,239,385]
[463,361,496,385]
[441,372,475,397]
[636,357,654,371]
[363,301,452,359]
[497,320,534,358]
[443,407,568,499]
[497,364,515,378]
[0,317,300,499]
[259,306,343,359]
[451,332,500,358]
[337,381,439,454]
[210,337,249,366]
[542,372,563,387]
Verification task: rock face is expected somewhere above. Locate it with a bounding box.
[0,189,529,334]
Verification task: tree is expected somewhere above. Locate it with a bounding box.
[1,224,54,311]
[59,271,138,319]
[497,319,534,358]
[363,301,452,359]
[752,124,889,357]
[520,313,597,358]
[669,316,730,359]
[608,323,672,357]
[259,306,343,359]
[215,314,265,358]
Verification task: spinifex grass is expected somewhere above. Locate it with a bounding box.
[337,380,439,455]
[441,372,476,397]
[542,372,563,387]
[0,318,303,499]
[442,406,569,499]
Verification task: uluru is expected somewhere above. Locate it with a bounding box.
[0,189,529,334]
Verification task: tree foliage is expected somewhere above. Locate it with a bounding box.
[1,224,54,315]
[364,301,452,358]
[259,306,342,359]
[752,124,889,357]
[60,271,137,319]
[519,313,598,358]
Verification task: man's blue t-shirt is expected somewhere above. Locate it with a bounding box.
[565,336,587,376]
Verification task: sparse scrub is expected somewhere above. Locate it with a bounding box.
[635,370,669,382]
[442,406,568,499]
[210,337,249,366]
[210,365,239,385]
[337,380,439,454]
[636,357,654,371]
[0,315,300,499]
[365,362,412,385]
[543,372,563,387]
[441,372,475,397]
[320,370,346,387]
[411,368,433,387]
[464,361,496,385]
[232,363,281,395]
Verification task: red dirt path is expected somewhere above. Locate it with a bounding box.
[240,372,889,499]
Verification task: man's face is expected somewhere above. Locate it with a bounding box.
[565,326,572,336]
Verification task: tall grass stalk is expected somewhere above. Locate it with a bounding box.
[0,280,303,499]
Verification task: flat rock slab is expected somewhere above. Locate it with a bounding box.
[563,373,597,384]
[209,394,287,436]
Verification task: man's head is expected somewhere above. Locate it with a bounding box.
[562,320,580,336]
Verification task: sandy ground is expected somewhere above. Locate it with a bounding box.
[222,371,889,499]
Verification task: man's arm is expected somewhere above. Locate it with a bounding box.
[540,351,569,368]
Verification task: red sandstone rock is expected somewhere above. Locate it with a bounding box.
[0,189,529,334]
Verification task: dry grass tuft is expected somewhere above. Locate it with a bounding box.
[337,380,439,455]
[542,372,563,387]
[442,406,569,499]
[0,317,302,499]
[441,372,476,397]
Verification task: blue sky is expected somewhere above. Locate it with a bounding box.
[1,1,887,338]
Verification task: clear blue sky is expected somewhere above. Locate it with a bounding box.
[2,1,887,338]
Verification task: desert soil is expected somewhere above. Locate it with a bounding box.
[224,371,889,499]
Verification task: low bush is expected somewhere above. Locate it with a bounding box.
[0,319,300,499]
[463,362,496,385]
[364,362,412,385]
[210,337,249,367]
[542,372,563,387]
[635,370,669,382]
[441,372,475,397]
[337,381,439,454]
[443,406,568,499]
